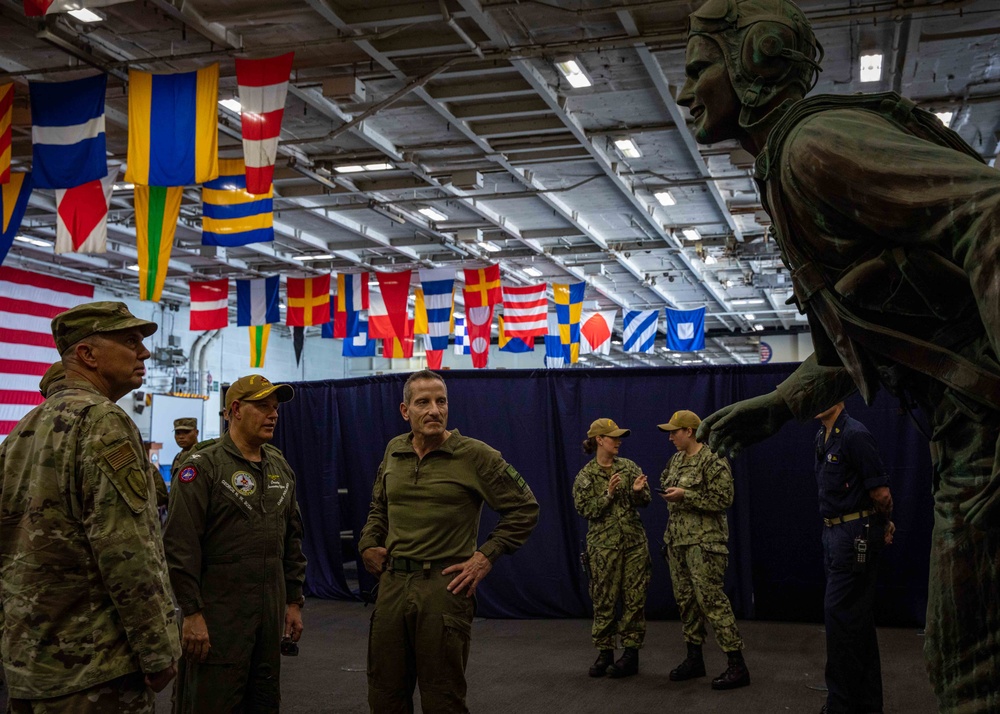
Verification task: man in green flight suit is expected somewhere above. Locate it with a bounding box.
[164,374,307,713]
[0,301,180,712]
[681,0,1000,710]
[171,417,199,479]
[360,370,539,713]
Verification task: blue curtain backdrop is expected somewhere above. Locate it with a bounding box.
[273,364,933,627]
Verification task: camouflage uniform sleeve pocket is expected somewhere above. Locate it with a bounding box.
[98,441,150,515]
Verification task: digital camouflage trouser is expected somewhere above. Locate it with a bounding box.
[9,673,153,714]
[666,542,744,653]
[588,542,651,650]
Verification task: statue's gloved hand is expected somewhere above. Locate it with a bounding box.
[696,391,793,459]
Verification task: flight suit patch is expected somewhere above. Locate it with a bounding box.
[178,466,198,483]
[232,471,256,496]
[267,473,284,489]
[827,453,840,464]
[505,464,527,491]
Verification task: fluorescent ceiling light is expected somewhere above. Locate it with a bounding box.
[218,98,242,114]
[578,356,589,363]
[682,228,701,241]
[112,182,135,191]
[14,235,50,248]
[68,8,103,22]
[524,266,543,278]
[731,298,765,305]
[743,313,756,321]
[614,138,641,159]
[126,264,140,272]
[703,255,718,265]
[555,58,592,89]
[754,324,765,331]
[418,207,448,222]
[293,254,334,261]
[611,338,622,345]
[334,165,365,173]
[481,241,502,253]
[654,190,676,206]
[364,162,394,171]
[934,111,954,127]
[859,53,883,82]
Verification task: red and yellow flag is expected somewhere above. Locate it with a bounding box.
[286,274,331,326]
[463,264,501,308]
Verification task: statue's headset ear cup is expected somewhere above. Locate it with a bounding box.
[740,22,798,83]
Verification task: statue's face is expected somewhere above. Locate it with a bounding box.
[677,35,741,144]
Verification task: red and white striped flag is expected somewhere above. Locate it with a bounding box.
[54,168,117,255]
[23,0,131,17]
[501,283,547,340]
[235,53,294,195]
[189,278,229,330]
[0,266,94,439]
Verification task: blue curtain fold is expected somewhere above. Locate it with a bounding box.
[273,364,933,626]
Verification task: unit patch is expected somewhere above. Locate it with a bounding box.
[178,466,198,483]
[505,464,527,492]
[827,453,840,464]
[232,471,257,496]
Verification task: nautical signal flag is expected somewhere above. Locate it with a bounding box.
[500,283,547,340]
[580,309,617,356]
[0,173,33,267]
[666,306,706,351]
[235,53,294,194]
[0,83,12,184]
[463,264,500,308]
[190,279,229,331]
[236,275,280,326]
[55,168,117,255]
[623,309,658,353]
[248,325,271,368]
[333,272,369,338]
[23,0,130,17]
[465,305,493,369]
[383,318,415,359]
[454,317,470,355]
[134,185,182,302]
[544,335,566,369]
[369,270,411,340]
[202,158,273,246]
[286,275,331,327]
[126,65,219,186]
[553,281,585,364]
[425,342,443,370]
[498,315,533,353]
[29,74,107,189]
[417,268,454,351]
[343,316,377,358]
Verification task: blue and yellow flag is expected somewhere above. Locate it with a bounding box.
[202,158,273,246]
[0,172,33,267]
[553,281,585,363]
[126,65,218,186]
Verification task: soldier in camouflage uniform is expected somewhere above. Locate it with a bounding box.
[37,360,65,397]
[0,301,181,712]
[659,410,750,690]
[572,418,651,678]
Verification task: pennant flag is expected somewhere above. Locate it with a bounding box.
[465,304,493,369]
[666,306,706,351]
[190,279,229,331]
[413,288,428,335]
[55,168,117,255]
[0,173,33,267]
[425,348,443,370]
[369,270,411,340]
[463,264,501,308]
[248,324,270,368]
[383,318,415,359]
[286,274,331,327]
[454,317,470,355]
[236,275,279,326]
[343,316,377,358]
[501,283,547,340]
[544,335,566,369]
[134,185,182,302]
[126,65,219,186]
[0,266,94,438]
[0,83,12,184]
[24,0,131,17]
[580,309,617,356]
[418,268,454,352]
[235,53,294,194]
[623,309,658,353]
[202,158,273,246]
[334,272,369,338]
[553,281,585,364]
[498,315,533,353]
[29,74,107,189]
[293,326,304,366]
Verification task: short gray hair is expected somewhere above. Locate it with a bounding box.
[402,370,446,405]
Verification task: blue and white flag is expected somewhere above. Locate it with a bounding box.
[343,316,377,357]
[666,306,705,351]
[236,275,279,326]
[29,74,107,189]
[454,317,471,355]
[544,335,566,368]
[623,309,658,353]
[418,267,454,351]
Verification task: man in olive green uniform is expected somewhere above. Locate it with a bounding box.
[682,0,1000,709]
[0,301,181,712]
[360,370,539,713]
[164,374,306,714]
[170,418,199,479]
[659,410,749,690]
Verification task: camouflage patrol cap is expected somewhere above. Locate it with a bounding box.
[174,417,198,432]
[587,418,631,439]
[51,301,158,354]
[225,374,294,410]
[38,361,65,397]
[658,410,702,432]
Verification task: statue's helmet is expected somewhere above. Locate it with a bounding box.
[688,0,822,120]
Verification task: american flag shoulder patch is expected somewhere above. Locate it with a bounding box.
[104,442,137,471]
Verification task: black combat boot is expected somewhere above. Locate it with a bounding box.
[669,642,706,681]
[588,649,614,677]
[711,649,751,690]
[606,646,639,678]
